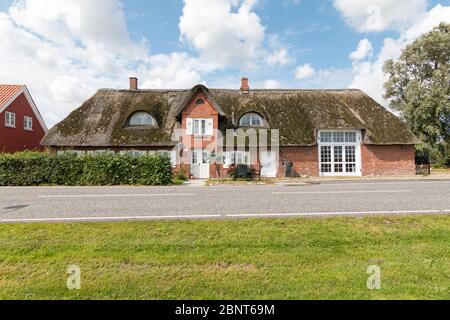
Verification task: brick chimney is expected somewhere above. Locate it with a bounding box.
[130,77,138,90]
[240,77,250,93]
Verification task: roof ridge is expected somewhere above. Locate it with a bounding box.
[97,87,362,93]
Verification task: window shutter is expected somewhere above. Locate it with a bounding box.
[206,118,213,136]
[186,118,193,135]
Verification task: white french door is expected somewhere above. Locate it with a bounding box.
[190,149,210,179]
[319,130,362,177]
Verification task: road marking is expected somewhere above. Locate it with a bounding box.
[38,193,195,199]
[2,210,450,223]
[1,214,222,223]
[318,181,450,187]
[273,190,412,195]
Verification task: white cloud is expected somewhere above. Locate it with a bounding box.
[295,64,316,80]
[348,4,450,104]
[0,0,204,127]
[179,0,265,67]
[262,79,281,89]
[266,48,291,66]
[349,38,373,61]
[333,0,427,32]
[140,53,203,89]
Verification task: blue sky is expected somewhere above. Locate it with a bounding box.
[0,0,448,126]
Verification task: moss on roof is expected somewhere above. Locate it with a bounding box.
[42,87,418,147]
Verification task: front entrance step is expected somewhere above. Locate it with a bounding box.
[183,179,207,187]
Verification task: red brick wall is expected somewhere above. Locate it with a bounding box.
[280,146,319,177]
[181,92,219,154]
[0,93,46,153]
[279,145,416,177]
[362,144,416,176]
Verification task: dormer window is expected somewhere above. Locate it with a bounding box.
[128,112,157,127]
[239,113,264,127]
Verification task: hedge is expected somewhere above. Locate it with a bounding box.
[0,152,173,186]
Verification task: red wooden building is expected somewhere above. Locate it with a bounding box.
[0,85,47,153]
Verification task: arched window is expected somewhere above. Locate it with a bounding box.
[195,99,205,105]
[128,112,157,127]
[239,113,264,127]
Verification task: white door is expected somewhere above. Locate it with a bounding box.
[190,150,210,179]
[260,150,278,178]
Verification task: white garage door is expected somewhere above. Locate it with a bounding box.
[318,130,362,177]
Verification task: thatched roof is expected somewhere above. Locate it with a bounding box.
[42,85,418,147]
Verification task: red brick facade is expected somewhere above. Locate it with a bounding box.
[361,144,416,176]
[279,146,319,177]
[181,91,219,156]
[0,92,46,153]
[276,145,416,177]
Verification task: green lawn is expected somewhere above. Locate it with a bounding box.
[0,215,449,300]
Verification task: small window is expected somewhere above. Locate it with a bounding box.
[223,151,251,168]
[24,116,33,131]
[5,112,16,128]
[128,112,157,127]
[195,99,205,105]
[239,113,263,127]
[189,118,213,136]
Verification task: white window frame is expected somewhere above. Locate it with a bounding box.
[24,116,33,131]
[57,150,86,156]
[5,111,16,128]
[129,112,156,127]
[188,118,213,137]
[239,113,263,127]
[318,130,362,177]
[223,151,251,168]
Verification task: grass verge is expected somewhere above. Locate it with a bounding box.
[0,215,449,300]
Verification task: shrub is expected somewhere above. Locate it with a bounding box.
[0,152,172,186]
[229,164,256,180]
[174,167,188,181]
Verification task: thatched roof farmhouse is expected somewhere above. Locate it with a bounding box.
[42,78,418,178]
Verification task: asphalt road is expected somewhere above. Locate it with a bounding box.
[1,180,449,223]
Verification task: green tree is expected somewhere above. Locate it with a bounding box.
[384,22,450,165]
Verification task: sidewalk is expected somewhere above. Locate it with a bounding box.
[186,170,450,187]
[280,170,450,185]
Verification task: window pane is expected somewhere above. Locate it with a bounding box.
[333,132,344,143]
[193,120,200,135]
[345,146,356,163]
[129,112,155,126]
[321,164,332,173]
[192,151,198,164]
[345,132,356,143]
[320,132,332,143]
[240,113,263,127]
[346,164,356,173]
[201,120,206,135]
[334,164,343,173]
[251,115,261,126]
[334,146,343,163]
[321,146,331,163]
